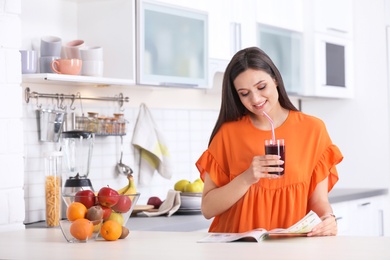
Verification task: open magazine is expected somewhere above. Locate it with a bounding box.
[197,211,321,243]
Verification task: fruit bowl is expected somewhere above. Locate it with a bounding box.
[61,193,140,242]
[59,219,102,243]
[180,192,201,210]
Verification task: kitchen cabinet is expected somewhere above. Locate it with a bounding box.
[257,24,303,95]
[332,195,386,236]
[77,0,136,82]
[256,0,304,32]
[301,0,354,99]
[313,0,354,39]
[136,0,209,88]
[312,33,354,99]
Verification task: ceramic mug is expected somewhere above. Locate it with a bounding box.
[63,39,85,59]
[20,50,37,74]
[51,59,82,75]
[40,36,62,57]
[39,56,61,73]
[81,60,104,77]
[80,46,103,61]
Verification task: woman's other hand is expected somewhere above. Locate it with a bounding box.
[307,213,338,237]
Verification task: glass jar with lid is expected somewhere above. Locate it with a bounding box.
[97,116,106,135]
[113,113,128,135]
[87,112,99,133]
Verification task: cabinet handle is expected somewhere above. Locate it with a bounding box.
[326,27,348,34]
[159,82,198,87]
[358,202,371,207]
[335,217,343,221]
[230,22,241,55]
[379,209,384,236]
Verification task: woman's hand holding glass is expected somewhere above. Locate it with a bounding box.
[244,155,284,184]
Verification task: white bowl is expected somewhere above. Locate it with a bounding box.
[180,193,201,210]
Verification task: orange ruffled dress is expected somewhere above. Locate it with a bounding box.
[196,111,343,233]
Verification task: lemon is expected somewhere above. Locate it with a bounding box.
[184,182,203,193]
[174,179,190,192]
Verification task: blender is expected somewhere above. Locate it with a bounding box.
[61,130,95,195]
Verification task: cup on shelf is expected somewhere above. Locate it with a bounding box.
[40,36,62,57]
[80,46,103,61]
[20,50,37,74]
[63,39,85,59]
[39,56,61,73]
[81,60,104,77]
[80,46,104,77]
[51,58,82,75]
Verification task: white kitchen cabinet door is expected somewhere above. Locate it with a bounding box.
[136,0,209,88]
[257,24,304,95]
[347,196,385,236]
[77,0,136,81]
[207,0,257,60]
[313,0,354,38]
[256,0,304,32]
[332,195,386,236]
[312,33,354,99]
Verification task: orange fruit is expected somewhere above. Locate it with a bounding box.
[67,202,88,221]
[100,220,122,241]
[70,218,94,241]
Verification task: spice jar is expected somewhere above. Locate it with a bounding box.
[113,113,128,135]
[44,151,62,227]
[97,116,106,135]
[87,112,99,133]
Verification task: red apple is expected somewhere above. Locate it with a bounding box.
[112,195,132,213]
[147,196,163,209]
[100,205,112,221]
[74,189,96,209]
[97,186,119,207]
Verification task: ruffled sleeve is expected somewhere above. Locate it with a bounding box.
[309,144,343,197]
[195,150,230,187]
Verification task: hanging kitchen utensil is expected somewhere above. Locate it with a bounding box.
[117,135,133,176]
[37,107,66,142]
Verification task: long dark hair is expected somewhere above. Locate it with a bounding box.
[209,47,298,145]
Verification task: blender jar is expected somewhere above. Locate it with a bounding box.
[61,130,95,195]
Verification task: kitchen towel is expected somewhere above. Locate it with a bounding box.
[131,103,173,185]
[142,190,181,217]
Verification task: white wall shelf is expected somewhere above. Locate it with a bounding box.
[22,74,135,87]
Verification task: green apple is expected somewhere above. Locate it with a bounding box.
[107,212,124,226]
[184,181,203,193]
[194,178,204,190]
[174,179,190,192]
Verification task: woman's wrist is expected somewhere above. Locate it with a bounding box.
[322,212,337,223]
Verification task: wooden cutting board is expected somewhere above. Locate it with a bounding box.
[132,205,155,216]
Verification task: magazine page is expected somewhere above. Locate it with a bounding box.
[269,210,322,235]
[197,211,322,243]
[197,228,268,243]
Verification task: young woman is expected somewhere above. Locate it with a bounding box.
[196,47,343,236]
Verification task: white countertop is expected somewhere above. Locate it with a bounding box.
[0,229,389,259]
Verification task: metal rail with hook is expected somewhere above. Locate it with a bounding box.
[24,87,129,110]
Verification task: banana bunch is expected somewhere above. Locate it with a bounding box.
[117,174,137,195]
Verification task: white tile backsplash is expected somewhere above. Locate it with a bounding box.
[22,97,218,223]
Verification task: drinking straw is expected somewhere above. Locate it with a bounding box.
[262,111,275,143]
